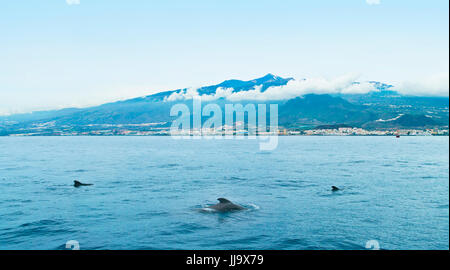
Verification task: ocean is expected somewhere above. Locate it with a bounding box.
[0,136,448,250]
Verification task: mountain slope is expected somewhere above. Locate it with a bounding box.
[0,74,448,135]
[278,94,379,127]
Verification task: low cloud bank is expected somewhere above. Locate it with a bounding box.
[165,72,449,102]
[165,73,378,102]
[397,72,449,97]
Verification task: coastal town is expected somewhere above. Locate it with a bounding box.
[4,121,449,137]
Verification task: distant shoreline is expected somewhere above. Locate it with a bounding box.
[2,134,448,137]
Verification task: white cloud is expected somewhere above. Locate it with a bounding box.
[164,74,380,102]
[225,74,378,101]
[165,87,203,101]
[397,72,449,97]
[366,0,381,5]
[161,72,450,103]
[200,87,235,101]
[66,0,80,5]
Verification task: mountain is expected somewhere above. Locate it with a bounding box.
[122,73,293,102]
[0,74,293,126]
[279,94,379,127]
[0,74,448,135]
[363,114,439,129]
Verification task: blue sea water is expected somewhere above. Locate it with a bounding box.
[0,136,448,250]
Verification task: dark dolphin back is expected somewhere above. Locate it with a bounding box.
[74,180,92,187]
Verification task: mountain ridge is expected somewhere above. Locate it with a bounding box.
[0,74,448,135]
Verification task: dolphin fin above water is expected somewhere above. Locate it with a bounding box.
[74,180,93,187]
[208,198,245,212]
[331,186,340,191]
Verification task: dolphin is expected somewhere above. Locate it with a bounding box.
[331,186,340,191]
[208,198,245,212]
[74,180,93,187]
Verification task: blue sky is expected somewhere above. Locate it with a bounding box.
[0,0,448,114]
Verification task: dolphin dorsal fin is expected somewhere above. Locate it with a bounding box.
[74,180,81,184]
[218,198,231,203]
